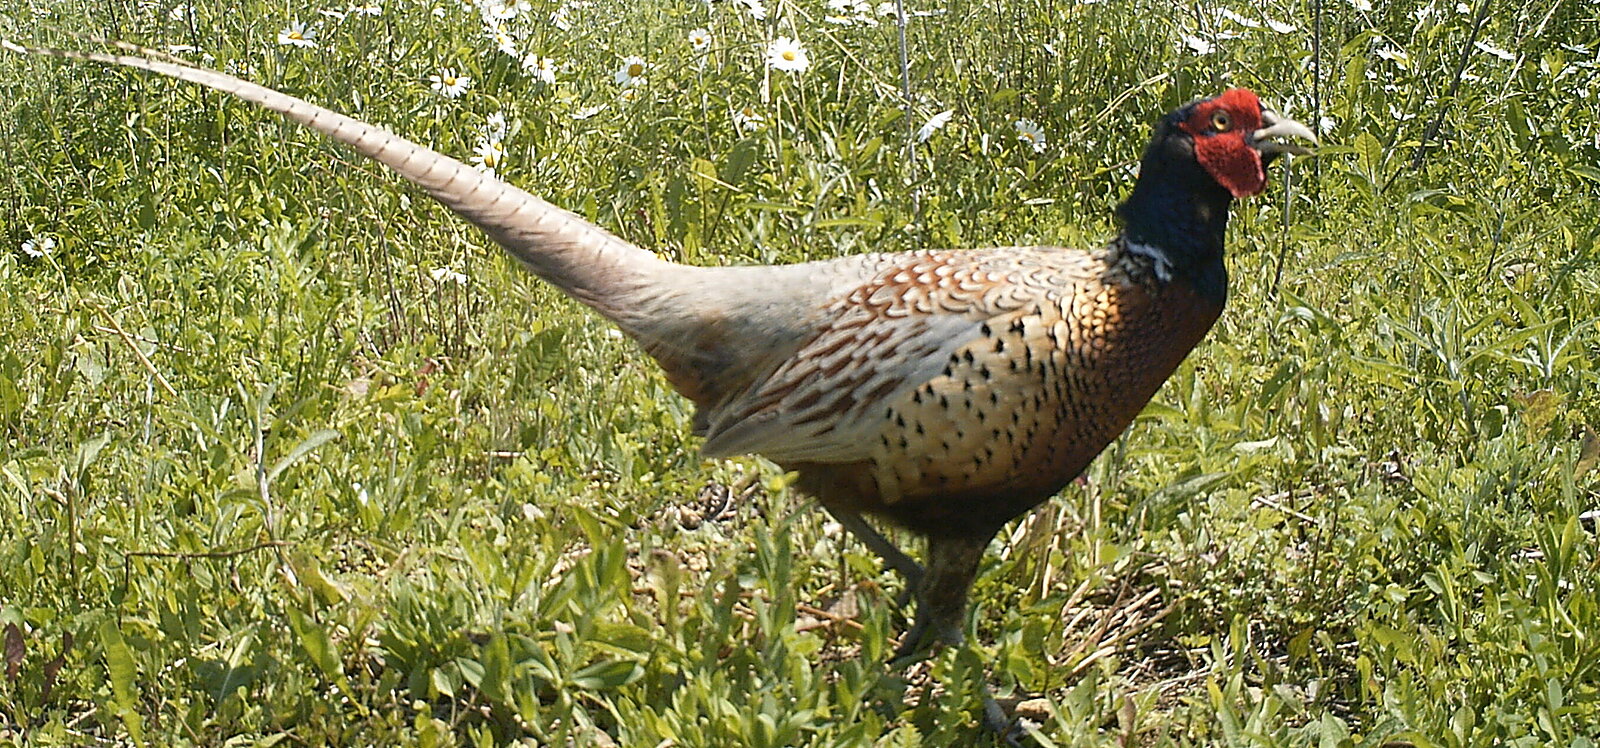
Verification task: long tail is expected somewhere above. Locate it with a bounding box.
[1,38,672,317]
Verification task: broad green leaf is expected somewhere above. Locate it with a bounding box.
[100,620,145,744]
[569,659,644,690]
[268,429,340,482]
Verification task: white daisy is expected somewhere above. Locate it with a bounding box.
[349,2,382,16]
[483,0,529,20]
[521,54,557,84]
[550,4,573,29]
[916,110,953,142]
[732,104,765,132]
[486,24,519,57]
[471,139,505,174]
[1474,41,1515,61]
[224,59,260,77]
[165,44,198,55]
[614,55,648,86]
[318,7,347,20]
[21,236,55,258]
[483,112,510,140]
[688,27,712,52]
[1215,8,1260,27]
[735,0,767,19]
[1266,18,1296,33]
[571,104,604,120]
[168,4,192,20]
[1014,118,1046,153]
[766,36,809,73]
[1376,46,1411,66]
[826,0,877,25]
[429,68,472,98]
[430,267,468,284]
[1349,0,1372,10]
[277,21,318,48]
[1181,34,1216,55]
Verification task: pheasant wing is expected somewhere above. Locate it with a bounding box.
[700,247,1103,465]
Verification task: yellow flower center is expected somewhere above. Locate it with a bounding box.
[781,50,796,61]
[289,31,303,40]
[627,63,645,77]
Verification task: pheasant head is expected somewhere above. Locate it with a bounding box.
[1116,89,1317,299]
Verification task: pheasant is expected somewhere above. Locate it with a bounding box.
[6,38,1314,733]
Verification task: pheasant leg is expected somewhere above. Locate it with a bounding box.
[823,505,925,591]
[893,533,987,660]
[889,533,1019,738]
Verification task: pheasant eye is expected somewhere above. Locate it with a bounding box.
[1210,110,1232,132]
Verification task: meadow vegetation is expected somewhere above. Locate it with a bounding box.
[2,0,1599,743]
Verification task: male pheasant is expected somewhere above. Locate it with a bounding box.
[7,39,1314,732]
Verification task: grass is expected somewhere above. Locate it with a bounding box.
[1,0,1599,744]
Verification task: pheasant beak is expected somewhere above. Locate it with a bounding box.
[1252,110,1318,157]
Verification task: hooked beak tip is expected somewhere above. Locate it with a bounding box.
[1253,110,1318,157]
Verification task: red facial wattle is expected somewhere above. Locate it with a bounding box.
[1181,88,1268,198]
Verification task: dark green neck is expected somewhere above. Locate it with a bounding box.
[1115,136,1235,305]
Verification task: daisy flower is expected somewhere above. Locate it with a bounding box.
[1014,118,1046,153]
[521,53,557,84]
[471,139,505,175]
[614,55,648,86]
[766,36,809,73]
[1266,18,1296,33]
[224,59,259,77]
[826,0,877,25]
[483,112,509,141]
[735,0,767,19]
[688,28,712,52]
[1181,34,1216,55]
[277,21,318,48]
[429,68,472,98]
[732,104,765,132]
[1474,41,1515,61]
[430,267,468,284]
[1213,8,1254,26]
[483,0,529,20]
[21,236,55,258]
[916,110,953,142]
[318,7,347,20]
[571,104,604,120]
[1376,46,1410,67]
[486,24,519,57]
[349,2,382,15]
[550,3,573,29]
